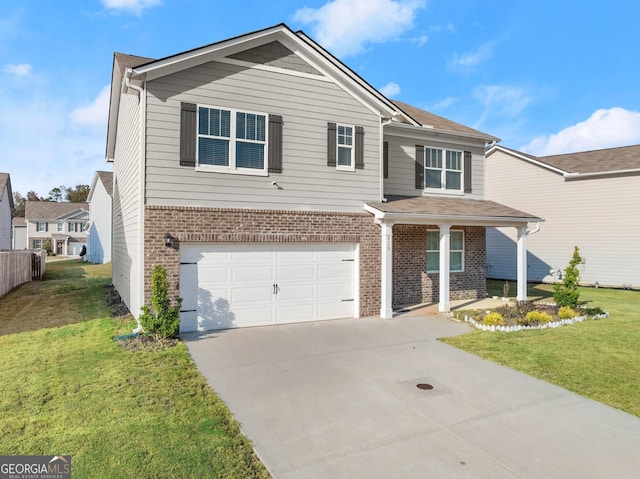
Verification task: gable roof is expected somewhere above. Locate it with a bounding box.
[12,217,26,228]
[391,101,499,142]
[25,201,89,220]
[0,173,14,210]
[88,171,113,202]
[488,144,640,178]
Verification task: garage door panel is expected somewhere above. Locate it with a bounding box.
[180,243,356,331]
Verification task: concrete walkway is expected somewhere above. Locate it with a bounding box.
[183,315,640,478]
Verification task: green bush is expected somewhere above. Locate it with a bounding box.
[520,310,553,326]
[558,306,577,319]
[483,312,505,326]
[554,246,582,308]
[585,306,606,316]
[139,265,183,340]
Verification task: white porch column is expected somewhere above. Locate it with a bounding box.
[380,221,394,319]
[439,224,451,312]
[516,225,528,301]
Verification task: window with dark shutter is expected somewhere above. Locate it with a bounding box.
[327,122,337,167]
[268,114,283,173]
[464,151,472,193]
[383,141,389,178]
[180,102,197,167]
[415,145,424,189]
[355,126,364,169]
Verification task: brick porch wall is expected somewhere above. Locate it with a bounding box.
[143,205,381,317]
[392,225,486,307]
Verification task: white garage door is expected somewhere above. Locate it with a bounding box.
[179,243,357,332]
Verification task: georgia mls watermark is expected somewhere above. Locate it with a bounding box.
[0,456,71,479]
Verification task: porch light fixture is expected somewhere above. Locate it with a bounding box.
[164,233,179,250]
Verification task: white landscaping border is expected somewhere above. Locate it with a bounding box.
[462,310,609,332]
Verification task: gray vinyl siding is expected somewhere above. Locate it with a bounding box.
[144,61,381,212]
[486,149,640,289]
[383,133,485,200]
[0,188,10,250]
[112,91,142,316]
[87,179,112,264]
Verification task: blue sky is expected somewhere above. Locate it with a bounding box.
[2,0,639,197]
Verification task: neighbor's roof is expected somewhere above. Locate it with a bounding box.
[12,217,26,228]
[0,173,14,209]
[25,201,89,220]
[392,101,499,142]
[488,144,640,176]
[114,52,154,74]
[366,196,541,225]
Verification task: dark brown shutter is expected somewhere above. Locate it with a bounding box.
[268,114,283,173]
[383,141,389,178]
[45,223,48,232]
[415,145,424,189]
[180,102,197,167]
[355,126,365,169]
[464,151,472,193]
[327,122,337,167]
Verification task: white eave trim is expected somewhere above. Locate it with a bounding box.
[563,167,640,180]
[385,121,496,144]
[486,145,569,176]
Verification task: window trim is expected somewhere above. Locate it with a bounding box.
[195,104,269,176]
[57,223,63,232]
[36,222,46,232]
[426,229,465,273]
[33,239,43,249]
[423,147,464,195]
[336,123,355,171]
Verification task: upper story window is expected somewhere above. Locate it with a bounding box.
[68,222,84,233]
[197,106,267,173]
[36,222,47,232]
[425,148,462,192]
[57,223,63,232]
[337,125,354,170]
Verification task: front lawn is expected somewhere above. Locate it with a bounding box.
[0,260,270,479]
[442,282,640,417]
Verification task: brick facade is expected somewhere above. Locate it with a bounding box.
[392,224,486,307]
[143,206,487,318]
[143,205,381,317]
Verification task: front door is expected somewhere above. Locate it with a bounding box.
[56,241,64,255]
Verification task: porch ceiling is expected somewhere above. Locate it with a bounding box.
[365,196,542,227]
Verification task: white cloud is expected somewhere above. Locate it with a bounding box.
[101,0,162,15]
[293,0,426,58]
[474,84,531,119]
[3,63,32,76]
[426,96,457,110]
[520,108,640,156]
[70,85,110,128]
[429,22,455,33]
[450,42,494,71]
[380,82,401,98]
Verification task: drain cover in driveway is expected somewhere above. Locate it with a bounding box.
[417,383,434,390]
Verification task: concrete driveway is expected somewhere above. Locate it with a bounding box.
[183,315,640,478]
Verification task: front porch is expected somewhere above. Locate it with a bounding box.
[365,196,542,318]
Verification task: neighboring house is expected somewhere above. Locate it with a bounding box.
[86,171,113,263]
[107,23,541,332]
[12,217,27,249]
[0,173,14,250]
[486,144,640,289]
[24,201,89,255]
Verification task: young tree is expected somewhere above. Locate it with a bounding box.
[139,265,183,340]
[553,246,583,308]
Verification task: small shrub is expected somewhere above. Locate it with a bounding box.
[483,312,505,326]
[139,265,183,340]
[554,246,582,308]
[520,310,553,326]
[558,306,577,319]
[585,306,606,316]
[495,301,535,320]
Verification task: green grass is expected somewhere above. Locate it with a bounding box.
[442,282,640,417]
[0,260,270,479]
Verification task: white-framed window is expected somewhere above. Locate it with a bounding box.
[197,105,267,173]
[36,222,46,232]
[68,222,83,233]
[425,148,462,192]
[426,230,464,273]
[336,124,354,170]
[33,239,43,249]
[57,223,63,232]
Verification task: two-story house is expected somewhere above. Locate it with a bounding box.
[107,24,541,332]
[0,173,14,250]
[24,201,89,255]
[86,171,113,264]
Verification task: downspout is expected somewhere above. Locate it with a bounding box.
[527,221,541,236]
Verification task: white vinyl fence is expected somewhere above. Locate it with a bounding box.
[0,250,47,298]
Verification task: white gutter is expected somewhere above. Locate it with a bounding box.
[563,167,640,180]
